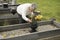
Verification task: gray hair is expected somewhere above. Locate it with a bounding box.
[31,3,37,10]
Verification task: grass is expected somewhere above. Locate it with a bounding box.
[17,0,60,22]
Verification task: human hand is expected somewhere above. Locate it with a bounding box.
[27,19,32,23]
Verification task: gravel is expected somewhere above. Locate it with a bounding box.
[0,25,58,39]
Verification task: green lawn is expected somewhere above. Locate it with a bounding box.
[17,0,60,22]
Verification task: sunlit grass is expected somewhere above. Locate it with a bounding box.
[17,0,60,22]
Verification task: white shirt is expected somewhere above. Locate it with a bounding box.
[17,3,34,21]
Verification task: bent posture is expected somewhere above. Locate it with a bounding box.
[17,3,36,23]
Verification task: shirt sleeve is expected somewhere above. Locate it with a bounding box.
[22,14,29,21]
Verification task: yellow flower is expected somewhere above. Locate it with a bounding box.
[35,15,43,20]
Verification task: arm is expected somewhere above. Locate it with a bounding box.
[22,14,32,22]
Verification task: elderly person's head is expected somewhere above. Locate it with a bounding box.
[29,3,37,12]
